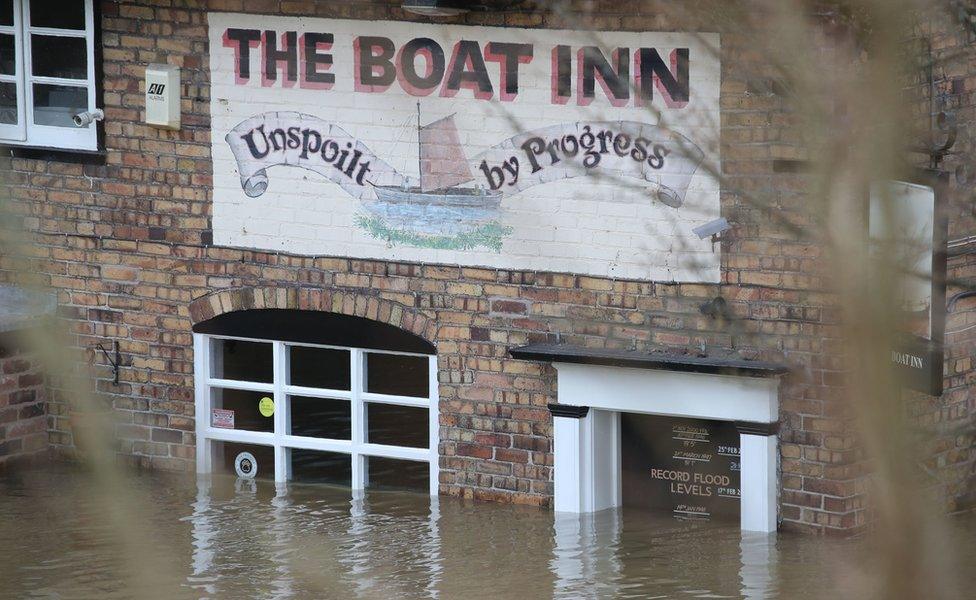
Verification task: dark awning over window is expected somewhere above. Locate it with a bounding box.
[509,343,788,378]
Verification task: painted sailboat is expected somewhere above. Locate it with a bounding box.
[364,104,503,238]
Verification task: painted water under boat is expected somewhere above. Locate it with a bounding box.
[366,184,503,237]
[373,185,502,208]
[359,106,508,240]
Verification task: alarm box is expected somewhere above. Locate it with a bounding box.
[145,64,180,129]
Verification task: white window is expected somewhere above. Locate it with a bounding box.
[193,334,439,495]
[0,0,98,151]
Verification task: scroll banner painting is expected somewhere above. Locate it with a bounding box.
[209,14,722,281]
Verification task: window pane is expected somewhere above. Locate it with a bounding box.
[31,36,87,79]
[0,1,11,27]
[290,448,351,486]
[0,81,15,124]
[366,403,428,448]
[213,441,274,481]
[0,34,14,75]
[290,396,350,440]
[29,0,85,30]
[211,339,272,383]
[366,456,428,492]
[289,346,350,390]
[212,388,274,433]
[32,83,86,127]
[365,353,429,397]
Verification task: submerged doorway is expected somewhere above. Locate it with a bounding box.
[511,343,785,533]
[191,309,439,496]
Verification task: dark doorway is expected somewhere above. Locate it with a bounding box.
[620,413,740,521]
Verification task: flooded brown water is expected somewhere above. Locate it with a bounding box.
[0,465,972,599]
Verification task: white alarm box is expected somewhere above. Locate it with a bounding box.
[145,64,180,129]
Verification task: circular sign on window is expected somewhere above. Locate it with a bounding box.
[234,451,257,479]
[258,396,275,417]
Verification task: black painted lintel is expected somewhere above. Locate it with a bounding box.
[735,421,779,436]
[547,403,590,419]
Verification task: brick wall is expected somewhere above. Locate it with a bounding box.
[907,9,976,514]
[938,257,976,512]
[0,333,47,469]
[0,0,971,534]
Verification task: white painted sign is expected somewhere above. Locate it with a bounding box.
[208,14,721,281]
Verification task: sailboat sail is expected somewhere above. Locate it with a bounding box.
[418,114,475,193]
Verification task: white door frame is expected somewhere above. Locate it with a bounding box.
[550,362,780,533]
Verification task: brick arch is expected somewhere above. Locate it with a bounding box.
[187,287,437,344]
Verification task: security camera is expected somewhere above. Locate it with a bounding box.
[692,217,732,240]
[73,109,104,127]
[693,218,733,252]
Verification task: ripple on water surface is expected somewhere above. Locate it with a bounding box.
[0,466,972,599]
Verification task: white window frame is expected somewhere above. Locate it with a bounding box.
[0,0,98,151]
[193,333,440,497]
[0,0,25,141]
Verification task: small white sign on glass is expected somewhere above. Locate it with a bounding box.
[211,408,235,429]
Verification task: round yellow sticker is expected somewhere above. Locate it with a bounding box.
[259,396,275,417]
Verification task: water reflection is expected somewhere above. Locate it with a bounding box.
[552,511,622,598]
[739,532,777,600]
[2,466,972,599]
[269,483,295,600]
[186,479,216,595]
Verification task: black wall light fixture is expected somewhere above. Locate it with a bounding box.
[402,1,472,17]
[95,340,121,385]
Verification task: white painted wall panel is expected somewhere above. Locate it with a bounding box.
[554,363,779,423]
[207,14,722,282]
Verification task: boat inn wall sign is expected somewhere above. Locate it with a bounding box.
[208,14,722,282]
